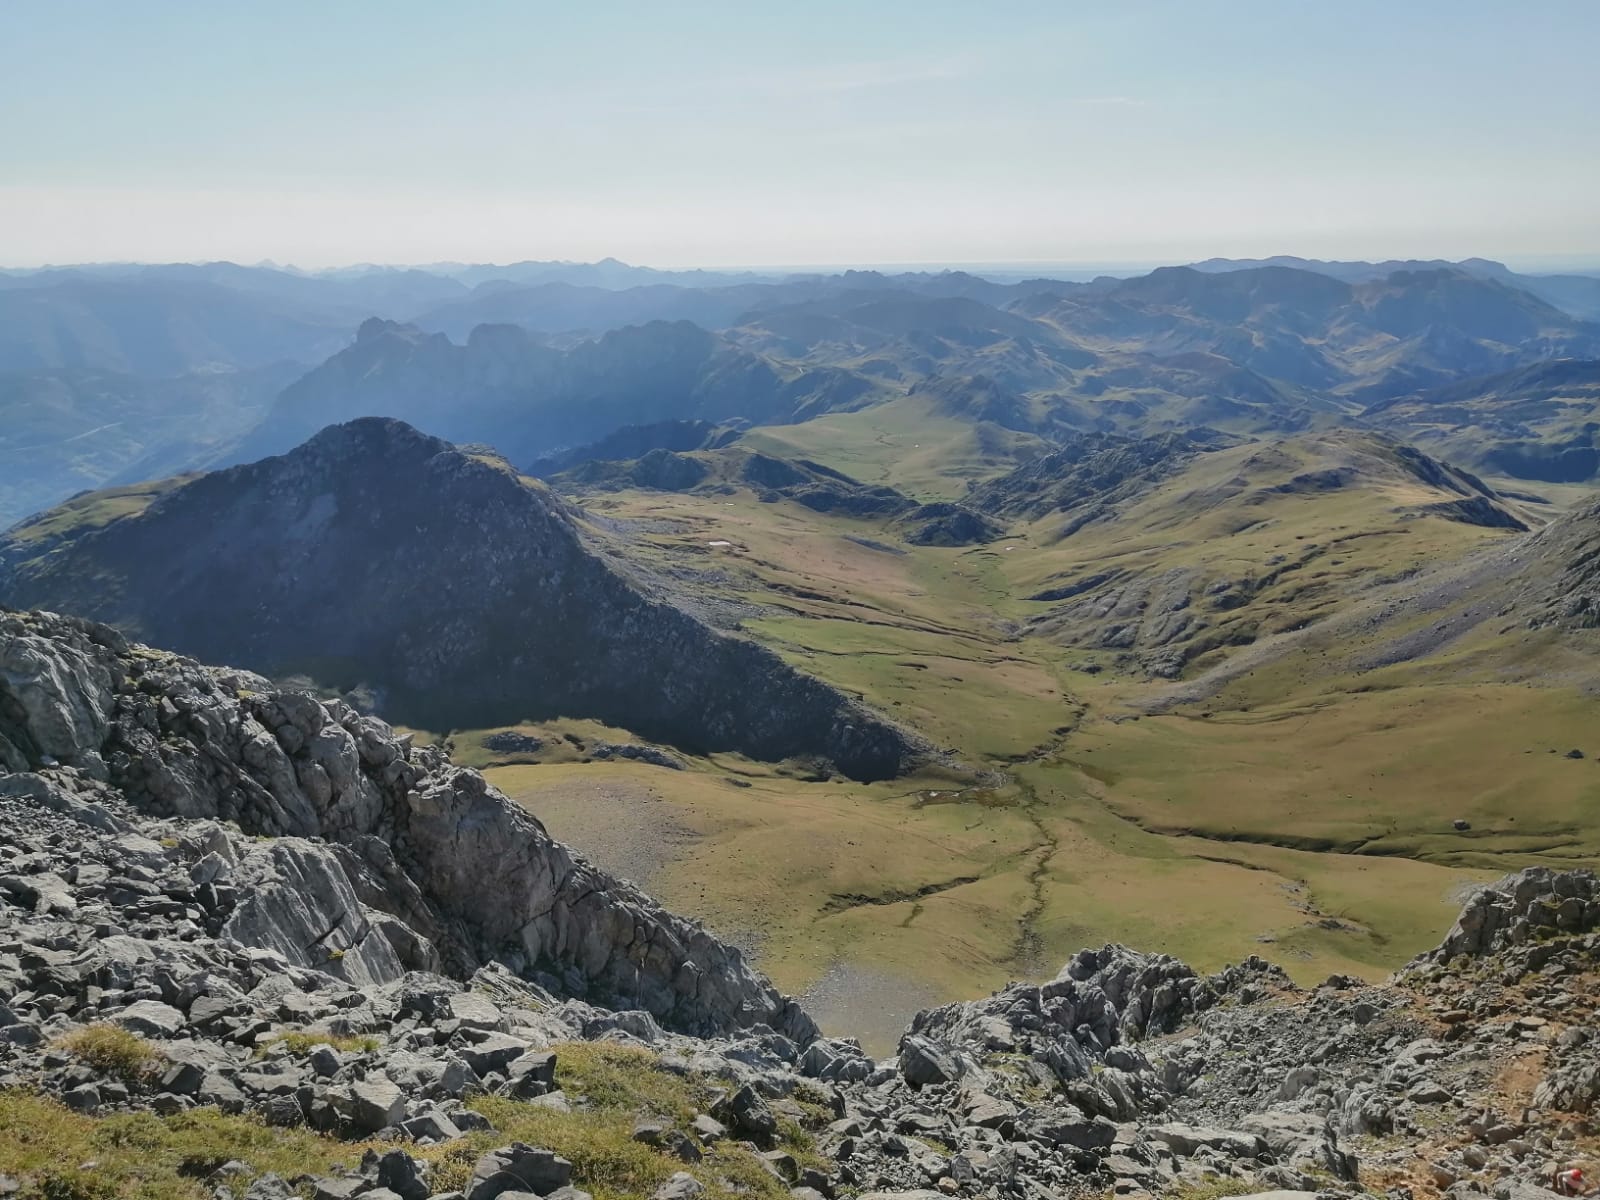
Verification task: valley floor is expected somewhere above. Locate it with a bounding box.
[450,460,1600,1052]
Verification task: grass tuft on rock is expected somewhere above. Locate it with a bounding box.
[256,1030,380,1057]
[429,1042,809,1200]
[55,1025,164,1081]
[1164,1180,1258,1200]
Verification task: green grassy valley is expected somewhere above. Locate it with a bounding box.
[407,422,1600,1051]
[10,397,1597,1056]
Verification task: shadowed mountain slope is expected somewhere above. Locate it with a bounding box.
[1365,359,1600,483]
[526,419,742,477]
[552,443,913,514]
[969,428,1240,527]
[0,419,928,780]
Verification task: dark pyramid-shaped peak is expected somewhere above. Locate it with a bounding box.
[0,424,928,780]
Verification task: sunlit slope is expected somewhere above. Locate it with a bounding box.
[741,392,1049,501]
[1065,684,1600,863]
[990,429,1532,678]
[474,437,1600,1048]
[3,474,197,549]
[1142,479,1600,711]
[573,481,1070,760]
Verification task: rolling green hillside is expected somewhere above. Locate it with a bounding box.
[452,427,1600,1046]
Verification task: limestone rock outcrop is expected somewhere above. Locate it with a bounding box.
[1412,867,1600,965]
[0,607,814,1041]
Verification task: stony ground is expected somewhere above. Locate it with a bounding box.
[2,608,1599,1200]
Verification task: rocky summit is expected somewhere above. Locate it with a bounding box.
[3,608,1600,1200]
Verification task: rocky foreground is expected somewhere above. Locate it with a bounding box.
[2,608,1598,1200]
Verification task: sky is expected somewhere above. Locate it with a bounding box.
[2,0,1598,270]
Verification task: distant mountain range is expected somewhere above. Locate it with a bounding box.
[1024,265,1599,401]
[3,254,1600,529]
[226,317,890,468]
[1187,255,1600,322]
[0,276,352,375]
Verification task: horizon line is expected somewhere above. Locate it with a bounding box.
[5,252,1600,277]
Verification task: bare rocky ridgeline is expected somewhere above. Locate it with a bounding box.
[3,607,1600,1200]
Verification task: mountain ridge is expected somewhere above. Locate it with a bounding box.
[228,319,888,469]
[0,418,929,781]
[5,259,1599,533]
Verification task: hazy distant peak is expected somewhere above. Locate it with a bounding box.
[355,315,408,343]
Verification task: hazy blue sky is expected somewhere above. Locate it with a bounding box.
[2,0,1597,269]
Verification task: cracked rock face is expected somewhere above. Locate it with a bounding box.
[0,607,814,1042]
[1414,868,1600,965]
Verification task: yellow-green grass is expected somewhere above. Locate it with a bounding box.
[486,738,1508,1051]
[256,1030,380,1057]
[746,613,1073,759]
[56,1025,164,1081]
[3,475,194,546]
[428,1042,824,1200]
[0,1043,822,1200]
[1016,762,1495,979]
[481,739,1517,1049]
[1163,1179,1260,1200]
[449,433,1600,1048]
[444,716,672,772]
[490,759,1044,1004]
[1065,684,1600,866]
[0,1092,387,1200]
[741,393,1044,501]
[577,484,986,635]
